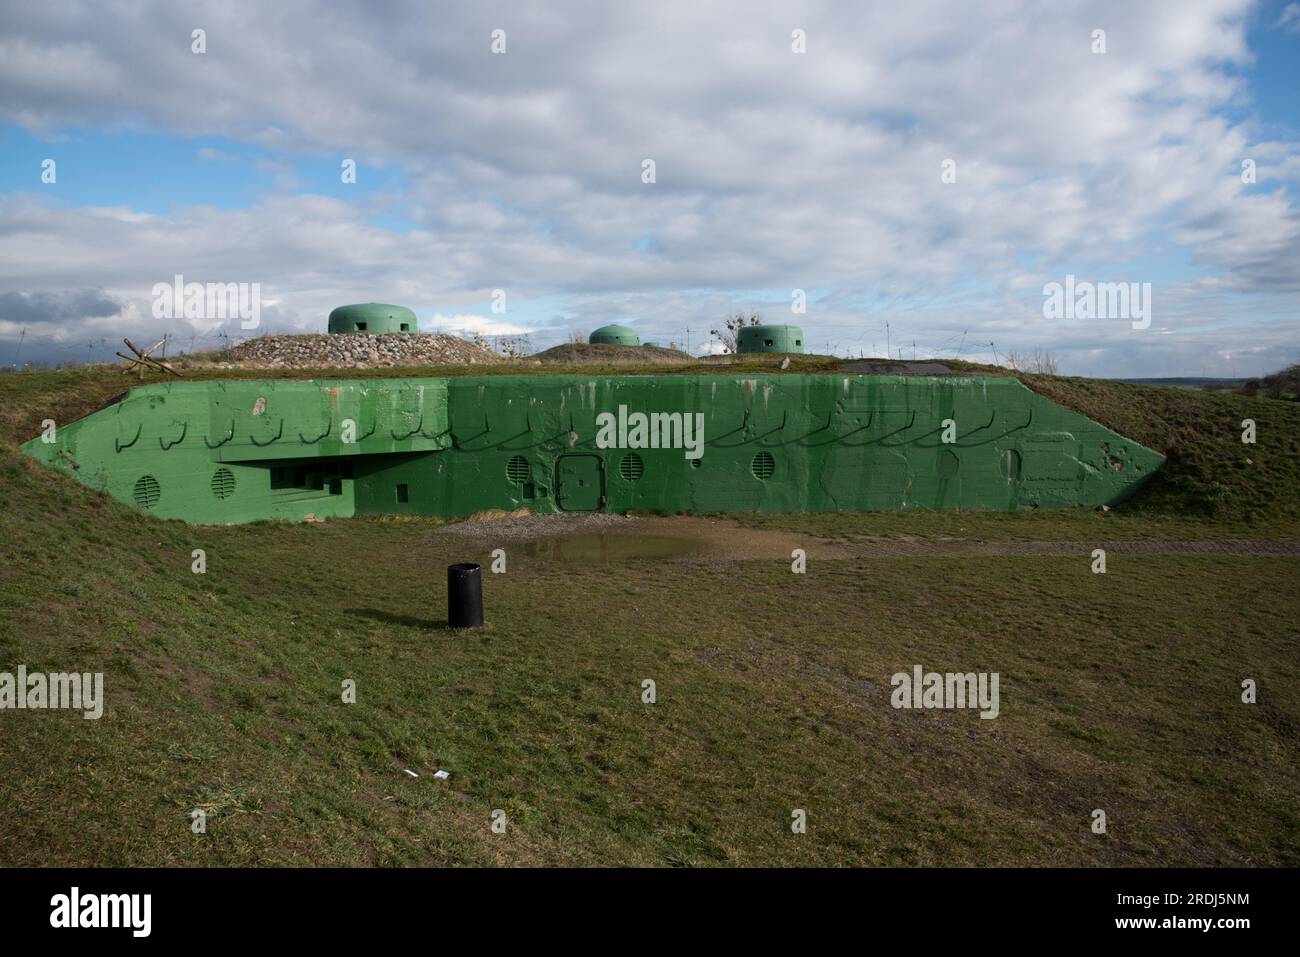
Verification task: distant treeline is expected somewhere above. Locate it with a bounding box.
[1116,364,1298,400]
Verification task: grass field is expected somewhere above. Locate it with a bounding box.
[1,363,1297,866]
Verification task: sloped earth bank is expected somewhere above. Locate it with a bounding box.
[533,342,695,364]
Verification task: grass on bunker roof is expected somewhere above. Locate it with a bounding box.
[0,362,1297,865]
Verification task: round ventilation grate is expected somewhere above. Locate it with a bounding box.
[133,475,161,509]
[751,451,775,480]
[506,456,530,484]
[619,453,644,481]
[211,467,236,499]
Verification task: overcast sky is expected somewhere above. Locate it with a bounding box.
[1,0,1298,375]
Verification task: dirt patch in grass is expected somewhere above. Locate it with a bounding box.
[433,512,855,559]
[433,512,1299,559]
[434,511,635,539]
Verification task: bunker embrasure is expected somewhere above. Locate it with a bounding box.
[21,373,1163,524]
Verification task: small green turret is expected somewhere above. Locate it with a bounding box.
[328,303,417,334]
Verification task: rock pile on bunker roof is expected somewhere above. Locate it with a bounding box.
[197,333,505,370]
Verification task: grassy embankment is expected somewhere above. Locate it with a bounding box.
[0,363,1296,865]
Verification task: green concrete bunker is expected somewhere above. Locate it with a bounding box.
[21,374,1164,524]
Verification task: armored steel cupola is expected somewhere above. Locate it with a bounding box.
[736,324,803,353]
[328,303,417,334]
[589,324,640,346]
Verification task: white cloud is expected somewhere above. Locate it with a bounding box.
[0,0,1297,374]
[428,313,531,337]
[197,146,239,163]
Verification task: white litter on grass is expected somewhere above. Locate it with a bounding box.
[403,769,419,778]
[433,770,450,780]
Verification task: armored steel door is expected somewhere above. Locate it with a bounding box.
[555,454,604,511]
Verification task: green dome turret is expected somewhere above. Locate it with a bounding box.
[328,303,418,335]
[736,324,803,354]
[589,324,640,346]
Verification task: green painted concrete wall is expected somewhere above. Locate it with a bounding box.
[22,379,448,523]
[22,374,1163,524]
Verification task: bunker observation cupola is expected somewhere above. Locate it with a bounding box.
[589,324,640,346]
[736,324,803,354]
[328,303,418,335]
